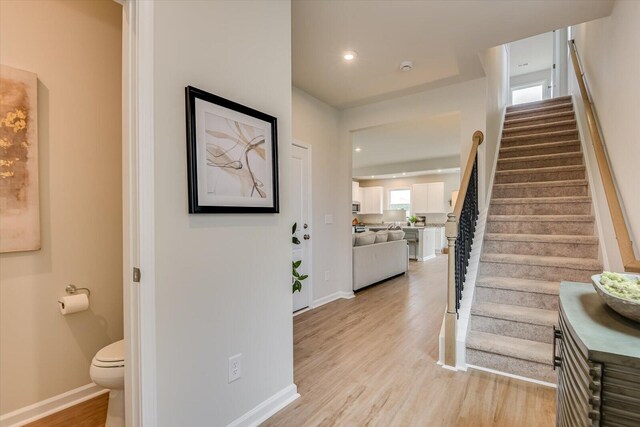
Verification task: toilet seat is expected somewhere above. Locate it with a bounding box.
[92,340,124,368]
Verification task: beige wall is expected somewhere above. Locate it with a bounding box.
[152,1,294,425]
[0,0,123,414]
[479,45,508,202]
[571,0,640,270]
[292,88,350,302]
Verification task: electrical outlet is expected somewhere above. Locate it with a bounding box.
[228,354,242,383]
[324,270,331,281]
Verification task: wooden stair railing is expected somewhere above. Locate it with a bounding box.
[569,40,640,273]
[444,130,483,368]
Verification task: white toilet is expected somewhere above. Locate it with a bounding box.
[90,340,125,427]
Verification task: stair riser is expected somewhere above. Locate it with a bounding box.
[471,314,555,343]
[497,155,583,171]
[501,132,578,149]
[479,261,600,282]
[486,220,594,235]
[466,349,556,383]
[507,97,572,112]
[494,168,585,184]
[489,202,592,215]
[506,105,574,121]
[503,113,575,129]
[475,287,559,310]
[492,185,588,198]
[502,123,576,138]
[499,142,581,158]
[483,239,599,258]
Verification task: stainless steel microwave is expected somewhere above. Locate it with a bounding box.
[352,202,360,213]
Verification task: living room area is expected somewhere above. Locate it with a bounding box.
[350,113,462,292]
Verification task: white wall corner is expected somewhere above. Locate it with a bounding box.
[311,290,355,309]
[226,384,299,427]
[485,106,507,205]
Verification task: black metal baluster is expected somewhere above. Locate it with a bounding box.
[454,154,479,316]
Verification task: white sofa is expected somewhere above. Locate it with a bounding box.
[352,231,409,291]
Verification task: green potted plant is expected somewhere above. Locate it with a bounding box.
[292,223,308,293]
[409,215,418,226]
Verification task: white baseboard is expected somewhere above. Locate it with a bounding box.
[466,364,557,389]
[226,383,299,427]
[311,291,354,309]
[416,254,436,262]
[0,383,107,427]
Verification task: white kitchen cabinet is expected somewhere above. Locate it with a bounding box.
[352,181,361,203]
[411,182,445,213]
[360,186,383,214]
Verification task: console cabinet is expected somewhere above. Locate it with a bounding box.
[556,282,640,426]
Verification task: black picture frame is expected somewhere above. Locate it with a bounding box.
[185,86,279,214]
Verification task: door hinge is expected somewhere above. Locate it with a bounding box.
[133,267,141,283]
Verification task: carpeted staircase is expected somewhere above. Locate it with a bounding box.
[466,96,602,384]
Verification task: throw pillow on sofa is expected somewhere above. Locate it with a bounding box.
[355,231,376,246]
[375,230,388,243]
[387,230,405,241]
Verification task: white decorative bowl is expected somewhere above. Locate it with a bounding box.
[591,274,640,324]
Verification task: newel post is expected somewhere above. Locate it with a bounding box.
[444,212,458,368]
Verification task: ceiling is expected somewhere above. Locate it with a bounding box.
[352,112,460,171]
[510,32,554,77]
[292,0,613,108]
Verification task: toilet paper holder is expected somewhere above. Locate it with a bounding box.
[65,284,91,298]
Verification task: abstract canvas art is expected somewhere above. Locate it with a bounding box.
[0,65,40,252]
[185,86,279,213]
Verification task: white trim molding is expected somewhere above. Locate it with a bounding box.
[467,364,557,389]
[0,383,107,427]
[311,291,355,309]
[226,384,299,427]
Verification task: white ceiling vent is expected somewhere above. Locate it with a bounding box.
[400,60,413,72]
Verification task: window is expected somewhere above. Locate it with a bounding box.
[511,84,544,105]
[389,188,411,215]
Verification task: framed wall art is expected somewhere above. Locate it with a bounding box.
[185,86,279,214]
[0,65,40,252]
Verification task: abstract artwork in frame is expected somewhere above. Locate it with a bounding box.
[185,86,279,213]
[0,65,40,252]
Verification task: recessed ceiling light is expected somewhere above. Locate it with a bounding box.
[343,51,357,61]
[437,169,442,173]
[371,175,375,178]
[392,176,397,178]
[402,172,406,176]
[354,147,362,152]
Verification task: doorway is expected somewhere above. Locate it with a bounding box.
[291,142,312,312]
[508,31,555,105]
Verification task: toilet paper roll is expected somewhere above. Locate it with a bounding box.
[58,293,89,315]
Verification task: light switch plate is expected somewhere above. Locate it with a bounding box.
[324,214,333,224]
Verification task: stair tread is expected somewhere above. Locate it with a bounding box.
[472,302,557,327]
[505,103,573,118]
[498,151,582,163]
[481,253,601,270]
[476,276,559,295]
[500,139,580,153]
[490,196,591,205]
[495,164,584,175]
[493,179,588,189]
[488,214,594,222]
[501,129,577,143]
[506,96,572,112]
[504,111,575,126]
[503,119,577,134]
[484,233,599,244]
[467,331,553,365]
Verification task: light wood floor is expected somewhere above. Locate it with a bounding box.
[264,255,556,426]
[24,393,108,427]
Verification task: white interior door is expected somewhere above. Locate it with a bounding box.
[291,143,311,312]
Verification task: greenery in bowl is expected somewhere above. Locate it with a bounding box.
[599,271,640,302]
